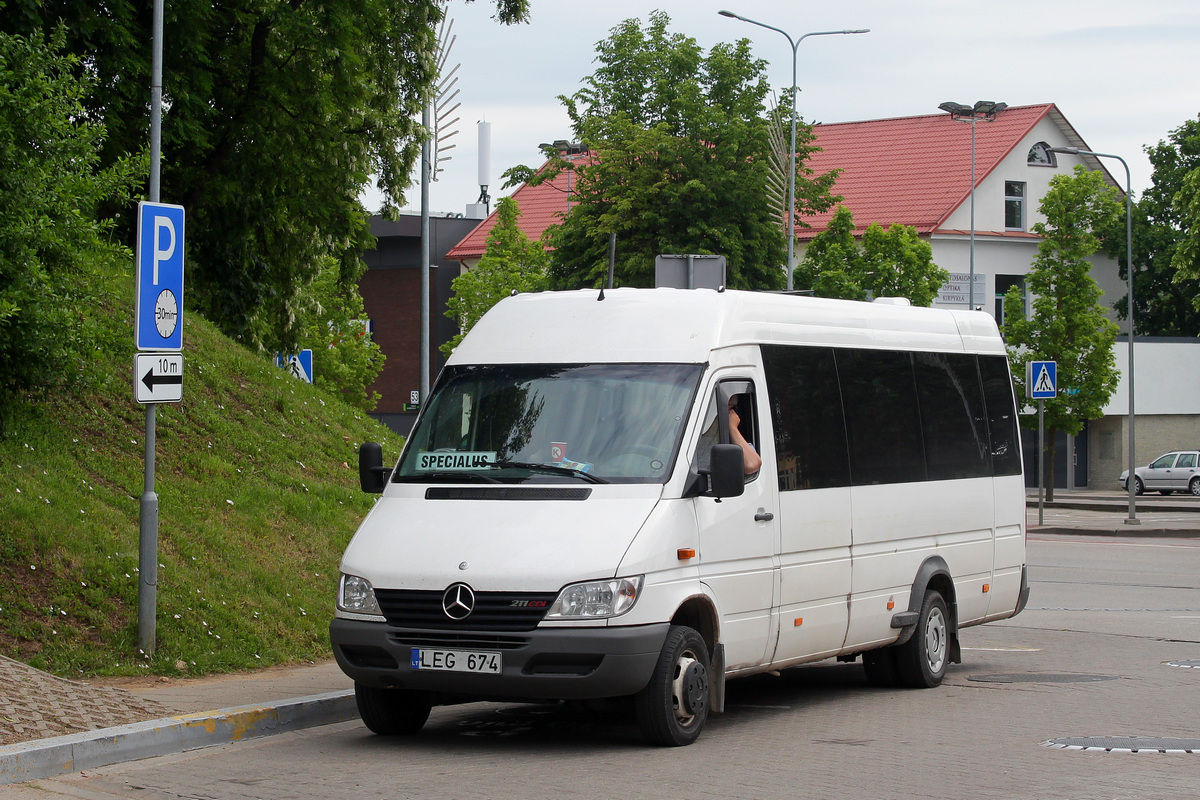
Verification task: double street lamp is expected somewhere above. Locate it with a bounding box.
[938,101,1007,310]
[719,10,869,291]
[1049,146,1138,524]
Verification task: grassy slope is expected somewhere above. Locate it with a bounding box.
[0,304,404,678]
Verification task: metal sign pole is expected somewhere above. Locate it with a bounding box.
[1037,399,1045,526]
[138,0,166,656]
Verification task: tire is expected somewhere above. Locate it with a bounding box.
[1133,476,1144,496]
[894,590,949,689]
[635,625,711,746]
[1190,477,1200,497]
[355,683,432,736]
[862,647,901,688]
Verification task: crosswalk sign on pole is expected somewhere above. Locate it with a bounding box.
[1027,360,1057,400]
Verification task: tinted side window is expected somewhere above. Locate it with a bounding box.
[761,345,850,490]
[837,349,926,486]
[913,352,990,480]
[979,355,1022,476]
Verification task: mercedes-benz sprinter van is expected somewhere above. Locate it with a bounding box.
[330,288,1029,746]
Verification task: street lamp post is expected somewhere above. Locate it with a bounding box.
[719,11,868,291]
[938,101,1007,311]
[1049,146,1138,524]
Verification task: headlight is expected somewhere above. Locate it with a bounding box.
[337,573,383,618]
[546,576,643,619]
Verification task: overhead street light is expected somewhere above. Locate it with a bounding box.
[939,100,1008,310]
[720,10,869,291]
[1049,145,1138,525]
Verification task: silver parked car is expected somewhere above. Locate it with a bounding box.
[1119,450,1200,496]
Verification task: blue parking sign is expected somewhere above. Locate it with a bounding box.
[135,201,185,351]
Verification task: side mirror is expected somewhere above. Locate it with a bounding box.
[707,444,745,498]
[358,442,392,493]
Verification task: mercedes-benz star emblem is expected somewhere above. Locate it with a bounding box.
[442,583,475,620]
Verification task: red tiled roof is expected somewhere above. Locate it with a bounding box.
[446,104,1089,257]
[445,154,589,260]
[795,103,1057,240]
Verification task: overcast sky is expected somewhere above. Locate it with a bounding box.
[370,0,1200,217]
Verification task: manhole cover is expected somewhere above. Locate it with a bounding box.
[1165,659,1200,669]
[1043,736,1200,753]
[968,673,1117,684]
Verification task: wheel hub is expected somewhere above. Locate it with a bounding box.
[672,657,705,719]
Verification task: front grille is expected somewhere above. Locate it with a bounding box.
[387,631,531,651]
[374,589,557,631]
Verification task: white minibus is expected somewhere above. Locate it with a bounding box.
[331,288,1029,746]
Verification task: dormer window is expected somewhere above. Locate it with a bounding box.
[1028,141,1056,167]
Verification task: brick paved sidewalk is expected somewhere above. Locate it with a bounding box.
[0,656,172,747]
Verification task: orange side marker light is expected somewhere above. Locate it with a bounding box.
[794,618,803,627]
[677,548,697,560]
[982,584,990,593]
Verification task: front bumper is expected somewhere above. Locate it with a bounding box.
[330,618,668,703]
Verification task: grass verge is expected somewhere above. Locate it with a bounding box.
[0,303,403,678]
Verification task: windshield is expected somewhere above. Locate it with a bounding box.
[395,363,703,484]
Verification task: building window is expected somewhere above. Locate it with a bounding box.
[1027,141,1056,167]
[995,274,1026,325]
[1005,181,1025,231]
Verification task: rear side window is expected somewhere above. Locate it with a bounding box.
[912,352,990,480]
[978,355,1022,476]
[762,345,850,490]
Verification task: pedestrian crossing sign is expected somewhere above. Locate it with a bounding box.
[1027,360,1057,400]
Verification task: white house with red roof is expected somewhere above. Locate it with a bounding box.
[447,103,1125,324]
[795,103,1123,322]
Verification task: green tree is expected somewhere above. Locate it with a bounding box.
[797,206,947,304]
[1172,134,1200,312]
[517,12,837,290]
[1003,166,1122,500]
[1099,116,1200,335]
[0,27,139,423]
[2,0,528,355]
[292,258,385,411]
[441,197,549,357]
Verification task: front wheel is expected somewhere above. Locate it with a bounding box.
[1133,476,1145,496]
[635,625,711,746]
[894,590,949,688]
[355,683,432,736]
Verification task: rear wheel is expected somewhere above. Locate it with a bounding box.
[635,625,710,746]
[894,590,949,689]
[355,683,432,736]
[1190,477,1200,497]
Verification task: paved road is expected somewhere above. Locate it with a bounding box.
[7,533,1200,800]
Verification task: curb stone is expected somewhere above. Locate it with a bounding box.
[0,690,357,785]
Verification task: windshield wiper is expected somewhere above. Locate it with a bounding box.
[394,471,503,484]
[491,461,609,484]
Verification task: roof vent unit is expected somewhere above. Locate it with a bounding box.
[872,297,912,306]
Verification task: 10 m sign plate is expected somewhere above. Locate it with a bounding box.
[135,353,183,404]
[410,648,501,674]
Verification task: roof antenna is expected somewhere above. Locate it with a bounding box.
[599,232,616,301]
